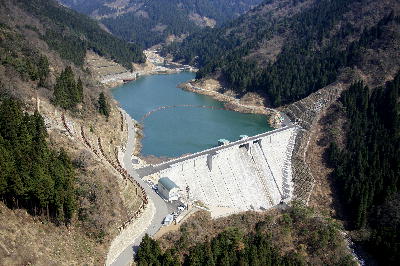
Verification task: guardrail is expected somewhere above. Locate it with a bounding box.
[61,113,149,231]
[150,125,297,170]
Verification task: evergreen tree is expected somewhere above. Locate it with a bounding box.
[135,234,163,266]
[0,97,77,224]
[76,77,83,103]
[53,67,83,110]
[37,55,49,87]
[328,72,400,263]
[136,229,307,266]
[98,92,110,118]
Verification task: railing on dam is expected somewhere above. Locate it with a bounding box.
[137,124,298,177]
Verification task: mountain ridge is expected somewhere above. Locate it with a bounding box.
[15,0,145,69]
[164,0,400,107]
[58,0,264,47]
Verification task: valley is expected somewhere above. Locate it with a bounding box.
[0,0,399,265]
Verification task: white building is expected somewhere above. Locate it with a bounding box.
[158,177,180,201]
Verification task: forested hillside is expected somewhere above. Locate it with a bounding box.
[14,0,145,69]
[58,0,263,48]
[164,0,400,107]
[0,98,76,224]
[327,73,400,264]
[1,0,399,264]
[136,205,355,265]
[0,23,50,86]
[0,0,146,264]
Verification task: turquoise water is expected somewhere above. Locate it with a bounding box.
[111,72,272,157]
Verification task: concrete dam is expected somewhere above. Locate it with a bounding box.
[138,125,299,214]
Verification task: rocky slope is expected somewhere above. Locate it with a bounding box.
[0,0,146,264]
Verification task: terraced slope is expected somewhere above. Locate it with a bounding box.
[0,0,148,264]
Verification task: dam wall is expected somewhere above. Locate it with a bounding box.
[156,126,299,212]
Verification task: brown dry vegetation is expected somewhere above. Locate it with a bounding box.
[238,0,316,66]
[303,12,400,218]
[0,1,144,264]
[158,204,353,265]
[0,202,104,265]
[306,103,347,218]
[188,13,216,28]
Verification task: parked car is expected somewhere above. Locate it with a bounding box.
[162,214,174,225]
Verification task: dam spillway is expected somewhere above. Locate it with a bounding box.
[139,125,299,213]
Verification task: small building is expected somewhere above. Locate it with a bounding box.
[158,177,180,201]
[218,139,230,146]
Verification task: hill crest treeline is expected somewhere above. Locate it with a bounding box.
[59,0,263,48]
[164,0,400,107]
[14,0,145,69]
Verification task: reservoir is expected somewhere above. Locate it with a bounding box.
[111,72,272,157]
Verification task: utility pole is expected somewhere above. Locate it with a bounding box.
[186,185,190,210]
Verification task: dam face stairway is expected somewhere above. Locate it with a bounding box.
[151,127,298,213]
[250,143,282,205]
[240,146,275,208]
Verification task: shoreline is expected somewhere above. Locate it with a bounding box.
[179,81,283,128]
[106,57,283,161]
[100,48,280,129]
[103,68,198,90]
[110,73,283,160]
[101,49,198,90]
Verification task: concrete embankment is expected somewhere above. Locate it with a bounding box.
[107,110,169,266]
[106,201,155,265]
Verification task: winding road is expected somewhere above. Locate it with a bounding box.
[110,110,293,265]
[110,110,169,266]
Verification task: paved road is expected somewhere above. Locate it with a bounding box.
[111,111,170,266]
[111,111,294,265]
[137,117,296,177]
